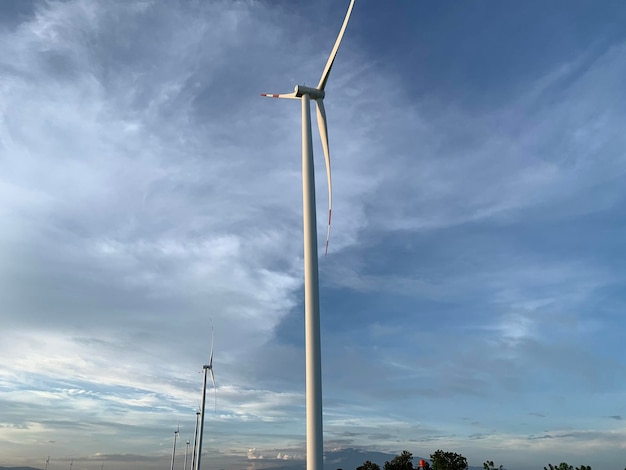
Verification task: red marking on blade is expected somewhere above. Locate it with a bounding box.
[325,209,332,256]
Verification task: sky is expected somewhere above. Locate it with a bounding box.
[1,0,626,469]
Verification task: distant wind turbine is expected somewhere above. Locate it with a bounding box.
[184,439,190,470]
[194,325,216,470]
[261,2,356,470]
[191,410,201,470]
[69,458,73,470]
[170,423,180,470]
[44,456,50,470]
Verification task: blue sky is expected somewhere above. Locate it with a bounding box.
[1,1,625,469]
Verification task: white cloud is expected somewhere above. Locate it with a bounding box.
[247,448,264,460]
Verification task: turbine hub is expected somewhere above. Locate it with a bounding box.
[294,85,324,100]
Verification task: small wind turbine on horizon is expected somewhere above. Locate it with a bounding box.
[191,409,201,470]
[69,458,73,470]
[261,2,356,470]
[170,423,180,470]
[194,325,216,470]
[44,456,50,470]
[183,439,190,470]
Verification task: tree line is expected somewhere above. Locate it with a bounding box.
[353,449,595,470]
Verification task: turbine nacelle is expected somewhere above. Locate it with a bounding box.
[295,85,325,100]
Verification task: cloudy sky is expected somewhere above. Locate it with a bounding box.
[1,0,626,469]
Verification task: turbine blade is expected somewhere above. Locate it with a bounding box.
[209,368,216,413]
[209,325,214,368]
[317,0,356,91]
[261,92,298,100]
[315,99,332,255]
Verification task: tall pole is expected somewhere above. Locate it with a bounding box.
[191,411,200,470]
[195,366,209,470]
[301,93,323,470]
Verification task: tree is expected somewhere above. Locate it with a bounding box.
[544,464,572,470]
[430,450,468,470]
[483,461,504,470]
[384,451,414,470]
[358,461,381,470]
[544,463,591,470]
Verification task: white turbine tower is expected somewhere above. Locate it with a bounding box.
[261,2,355,470]
[170,423,180,470]
[194,326,216,470]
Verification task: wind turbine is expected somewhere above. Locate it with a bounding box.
[261,2,356,470]
[69,458,73,470]
[170,423,180,470]
[194,326,216,470]
[44,456,50,470]
[183,439,190,470]
[191,410,201,470]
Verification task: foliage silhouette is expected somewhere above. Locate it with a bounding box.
[544,464,592,470]
[483,460,504,470]
[357,461,381,470]
[430,450,468,470]
[384,450,415,470]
